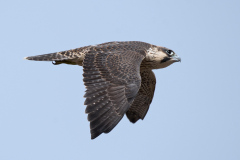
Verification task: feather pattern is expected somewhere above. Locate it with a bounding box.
[24,41,180,139]
[126,69,156,123]
[82,42,149,139]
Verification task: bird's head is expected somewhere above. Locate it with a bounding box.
[144,46,181,69]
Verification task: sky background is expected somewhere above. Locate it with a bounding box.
[1,0,240,160]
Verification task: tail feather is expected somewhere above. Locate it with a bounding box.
[24,48,86,66]
[24,52,70,61]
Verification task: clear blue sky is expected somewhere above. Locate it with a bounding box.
[1,0,240,160]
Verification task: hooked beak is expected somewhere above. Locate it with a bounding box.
[172,55,181,62]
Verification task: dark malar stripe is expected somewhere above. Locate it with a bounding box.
[160,57,170,63]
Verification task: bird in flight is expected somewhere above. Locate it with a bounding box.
[25,41,181,139]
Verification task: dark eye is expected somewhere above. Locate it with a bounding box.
[166,50,174,56]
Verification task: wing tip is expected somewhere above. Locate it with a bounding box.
[91,132,102,139]
[24,57,29,60]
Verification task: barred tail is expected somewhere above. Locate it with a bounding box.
[24,47,86,65]
[24,52,70,61]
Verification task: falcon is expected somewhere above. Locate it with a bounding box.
[25,41,181,139]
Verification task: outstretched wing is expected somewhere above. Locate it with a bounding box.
[83,43,147,139]
[126,69,156,123]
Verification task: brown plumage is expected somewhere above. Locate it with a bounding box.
[25,41,181,139]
